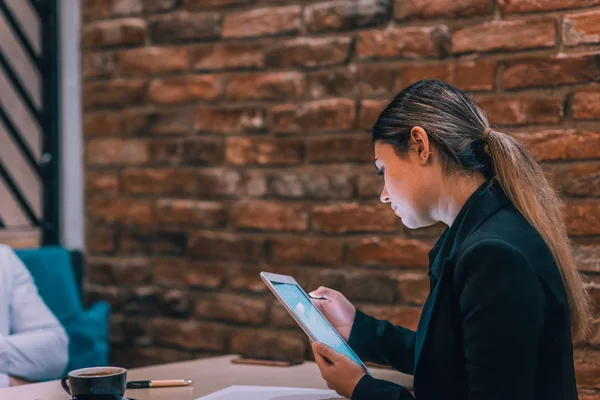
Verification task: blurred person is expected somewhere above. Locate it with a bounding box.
[309,80,588,400]
[0,244,68,387]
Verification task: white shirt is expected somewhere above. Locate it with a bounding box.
[0,245,68,387]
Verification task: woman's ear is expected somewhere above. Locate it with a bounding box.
[409,126,431,165]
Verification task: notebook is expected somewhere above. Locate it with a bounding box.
[196,385,345,400]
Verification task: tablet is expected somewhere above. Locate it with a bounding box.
[260,272,371,376]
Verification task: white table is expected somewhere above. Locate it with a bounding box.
[0,355,414,399]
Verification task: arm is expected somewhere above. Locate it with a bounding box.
[0,247,69,382]
[454,239,545,400]
[348,309,416,375]
[352,375,414,400]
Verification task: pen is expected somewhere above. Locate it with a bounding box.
[126,379,193,389]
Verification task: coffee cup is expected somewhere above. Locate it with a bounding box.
[61,366,127,400]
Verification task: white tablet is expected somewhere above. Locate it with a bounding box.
[260,271,372,376]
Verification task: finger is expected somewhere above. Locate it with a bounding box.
[313,342,340,364]
[309,286,337,299]
[312,344,332,372]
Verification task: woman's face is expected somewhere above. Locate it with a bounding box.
[374,139,439,229]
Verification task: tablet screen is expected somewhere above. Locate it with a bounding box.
[272,282,362,366]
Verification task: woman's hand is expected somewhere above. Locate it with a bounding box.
[309,287,356,341]
[312,342,366,399]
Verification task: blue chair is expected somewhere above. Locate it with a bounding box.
[15,246,110,373]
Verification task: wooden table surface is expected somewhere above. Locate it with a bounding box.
[0,355,414,400]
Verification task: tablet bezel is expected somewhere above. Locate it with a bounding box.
[260,271,372,376]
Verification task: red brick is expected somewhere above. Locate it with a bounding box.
[478,96,564,126]
[304,0,390,32]
[544,162,600,198]
[311,203,397,233]
[359,305,421,330]
[183,0,252,9]
[87,138,150,166]
[86,284,123,312]
[87,226,117,254]
[88,198,153,226]
[359,99,388,130]
[564,202,600,236]
[265,37,352,68]
[82,0,143,21]
[226,137,304,166]
[408,222,447,239]
[153,259,225,288]
[148,75,222,104]
[348,237,431,268]
[499,0,600,14]
[121,108,194,136]
[272,99,356,134]
[120,231,187,256]
[156,200,228,228]
[82,52,118,80]
[564,10,600,46]
[86,171,120,195]
[344,271,399,303]
[574,349,600,389]
[83,79,147,110]
[230,329,306,359]
[357,25,450,60]
[84,111,121,138]
[514,130,600,162]
[357,167,384,197]
[580,390,600,400]
[452,19,556,54]
[149,11,221,43]
[395,0,490,19]
[119,47,188,75]
[225,72,305,101]
[267,166,355,199]
[145,0,181,13]
[153,318,228,351]
[269,236,345,265]
[503,54,600,90]
[197,168,267,198]
[397,272,430,305]
[309,64,402,99]
[87,257,152,285]
[196,106,266,134]
[223,6,301,38]
[83,18,147,49]
[191,42,265,71]
[188,231,263,262]
[573,89,600,120]
[226,265,311,293]
[400,60,496,91]
[152,137,225,165]
[231,201,308,231]
[122,168,197,195]
[196,293,268,324]
[308,135,373,163]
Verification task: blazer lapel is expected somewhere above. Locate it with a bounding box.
[412,180,511,376]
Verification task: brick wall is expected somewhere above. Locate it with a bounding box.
[81,0,600,394]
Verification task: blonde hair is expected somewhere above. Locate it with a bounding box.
[373,80,591,340]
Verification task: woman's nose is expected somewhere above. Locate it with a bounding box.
[380,186,391,203]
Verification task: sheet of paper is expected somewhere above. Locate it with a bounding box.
[196,385,345,400]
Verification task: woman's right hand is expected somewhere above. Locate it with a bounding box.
[309,286,356,342]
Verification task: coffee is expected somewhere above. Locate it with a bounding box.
[61,367,127,399]
[78,371,121,377]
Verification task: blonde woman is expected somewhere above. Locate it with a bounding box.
[310,80,589,400]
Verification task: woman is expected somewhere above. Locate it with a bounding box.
[310,80,590,400]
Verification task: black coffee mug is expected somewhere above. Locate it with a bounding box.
[61,366,127,400]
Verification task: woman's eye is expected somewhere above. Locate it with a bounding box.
[377,168,385,176]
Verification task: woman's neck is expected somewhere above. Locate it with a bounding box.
[436,174,487,227]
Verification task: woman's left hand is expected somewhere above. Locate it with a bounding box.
[311,342,366,399]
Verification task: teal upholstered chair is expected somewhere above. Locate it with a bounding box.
[15,246,110,374]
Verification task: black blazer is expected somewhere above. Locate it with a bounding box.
[348,180,578,400]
